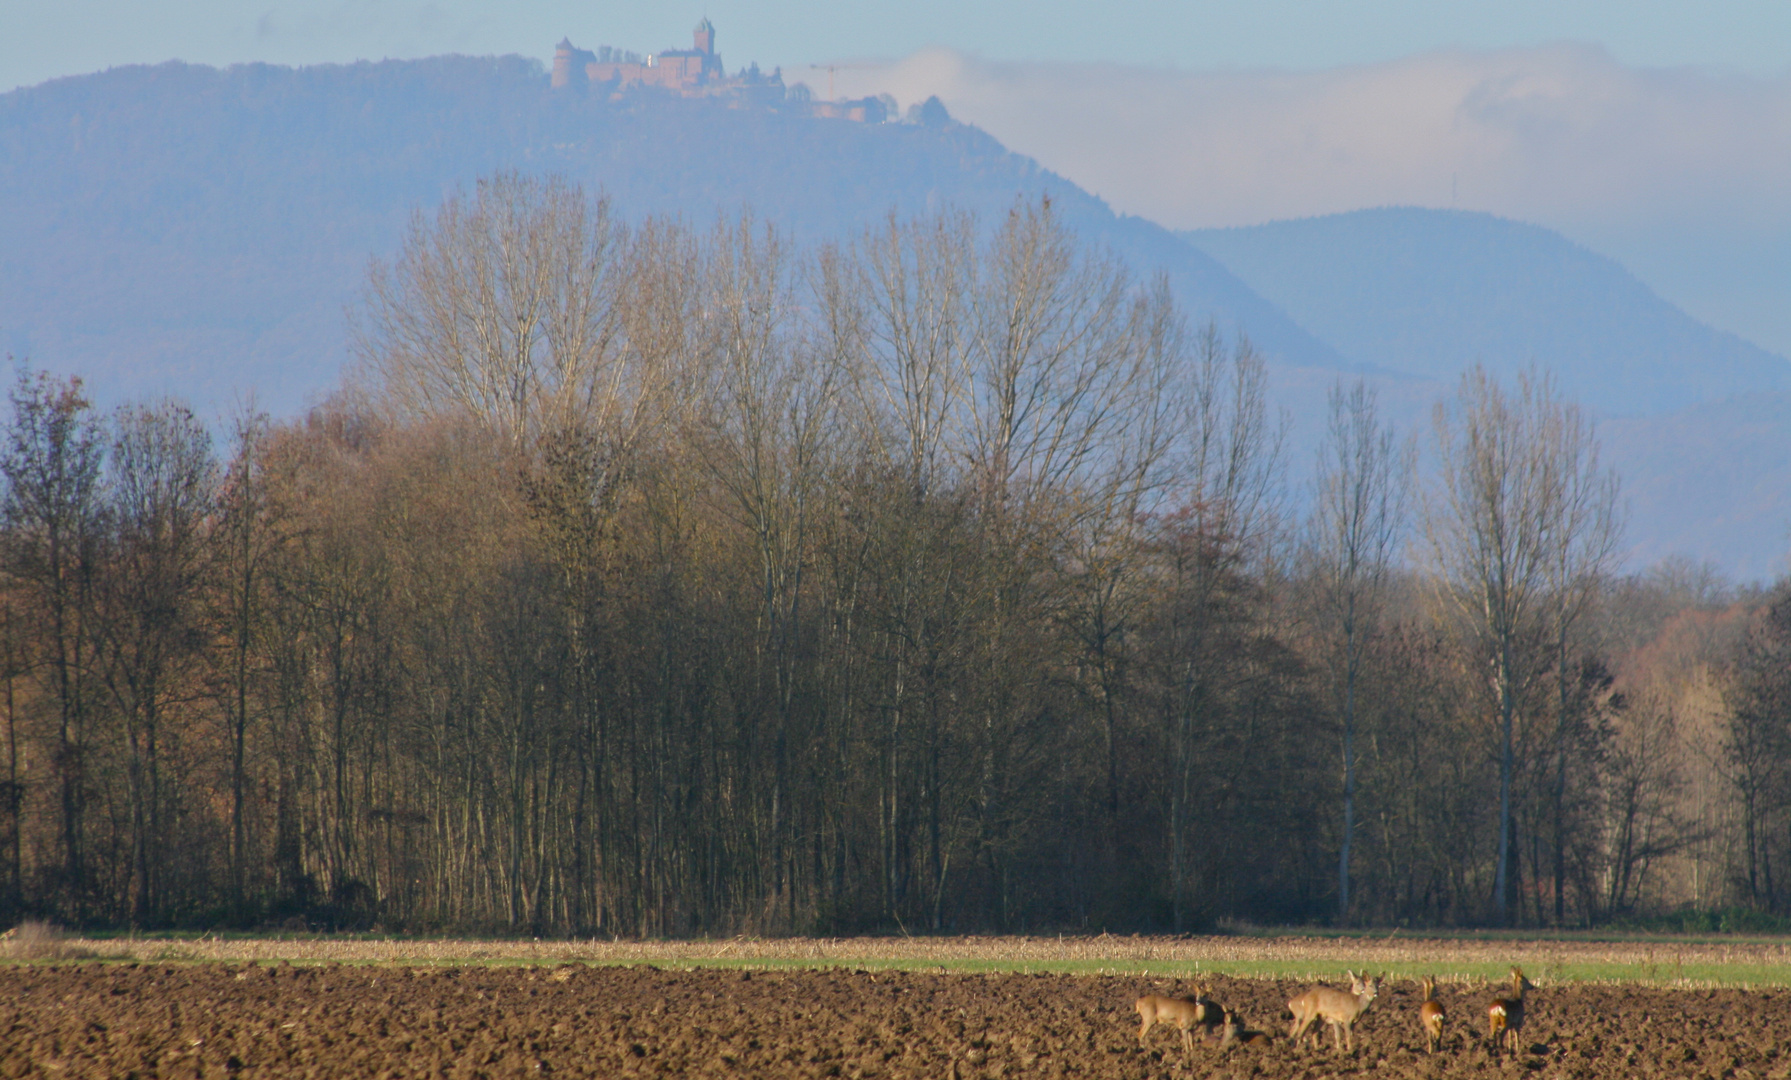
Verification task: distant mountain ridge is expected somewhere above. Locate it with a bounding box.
[1183,208,1791,418]
[0,55,1337,417]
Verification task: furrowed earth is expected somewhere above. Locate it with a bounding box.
[2,963,1784,1079]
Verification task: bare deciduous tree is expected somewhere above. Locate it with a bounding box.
[1722,593,1791,907]
[1180,324,1283,559]
[1309,379,1408,922]
[843,208,975,495]
[1536,390,1623,923]
[700,213,842,924]
[964,198,1173,521]
[1157,326,1284,931]
[0,371,106,915]
[354,172,625,443]
[1429,365,1555,924]
[1597,688,1694,916]
[97,400,217,924]
[211,409,281,916]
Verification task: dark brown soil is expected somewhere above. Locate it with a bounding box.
[2,964,1786,1079]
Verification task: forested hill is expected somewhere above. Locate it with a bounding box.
[1184,208,1791,419]
[0,55,1337,416]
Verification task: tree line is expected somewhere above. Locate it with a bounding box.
[0,174,1784,934]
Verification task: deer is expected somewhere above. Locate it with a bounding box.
[1418,975,1446,1053]
[1190,984,1223,1029]
[1287,970,1381,1051]
[1217,1009,1274,1049]
[1486,967,1535,1055]
[1136,985,1222,1053]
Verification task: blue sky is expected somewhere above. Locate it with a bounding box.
[3,0,1788,92]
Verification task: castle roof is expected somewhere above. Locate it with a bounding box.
[695,17,714,33]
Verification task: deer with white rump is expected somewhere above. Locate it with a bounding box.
[1487,967,1535,1056]
[1418,975,1446,1053]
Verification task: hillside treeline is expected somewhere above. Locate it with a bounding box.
[1,176,1787,935]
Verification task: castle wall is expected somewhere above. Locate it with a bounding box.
[558,23,843,114]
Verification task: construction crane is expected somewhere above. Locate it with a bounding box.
[805,63,875,101]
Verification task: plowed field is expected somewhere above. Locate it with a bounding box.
[2,963,1785,1079]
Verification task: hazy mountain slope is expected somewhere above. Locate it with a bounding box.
[1603,393,1791,581]
[1183,208,1791,418]
[0,57,1338,416]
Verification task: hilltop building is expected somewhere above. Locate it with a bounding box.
[550,18,892,122]
[810,98,888,123]
[553,18,782,100]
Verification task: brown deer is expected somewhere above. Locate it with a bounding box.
[1486,967,1534,1055]
[1189,984,1223,1026]
[1217,1008,1274,1049]
[1418,975,1446,1053]
[1135,990,1216,1054]
[1287,970,1381,1051]
[1131,995,1203,1053]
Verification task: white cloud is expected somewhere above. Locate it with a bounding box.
[834,45,1791,234]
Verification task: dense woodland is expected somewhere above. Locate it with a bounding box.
[2,175,1789,936]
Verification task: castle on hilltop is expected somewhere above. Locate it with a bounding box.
[551,18,890,122]
[553,18,784,102]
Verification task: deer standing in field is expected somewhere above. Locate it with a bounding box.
[1486,967,1534,1055]
[1418,975,1446,1053]
[1287,970,1381,1051]
[1135,986,1221,1053]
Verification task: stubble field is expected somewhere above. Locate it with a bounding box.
[5,935,1791,1079]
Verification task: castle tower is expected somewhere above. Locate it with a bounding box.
[693,17,715,55]
[551,37,578,88]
